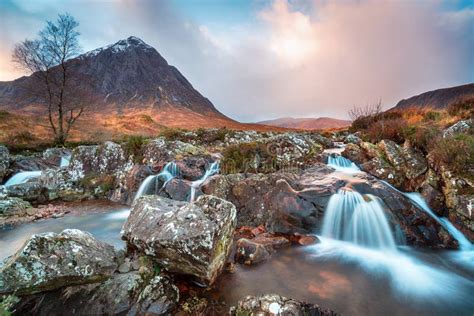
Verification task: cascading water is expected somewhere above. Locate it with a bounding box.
[190,161,220,202]
[133,162,180,201]
[327,154,360,173]
[404,192,472,250]
[4,171,42,187]
[60,155,71,167]
[321,188,397,250]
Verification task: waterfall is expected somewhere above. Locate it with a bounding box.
[60,155,71,167]
[321,188,397,250]
[4,171,42,187]
[133,162,180,201]
[190,161,220,202]
[404,192,472,251]
[327,154,360,173]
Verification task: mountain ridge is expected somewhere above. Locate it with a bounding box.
[257,116,351,130]
[393,83,474,110]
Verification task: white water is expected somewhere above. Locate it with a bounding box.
[190,161,220,202]
[327,155,360,173]
[133,162,180,201]
[4,170,42,186]
[60,155,71,167]
[404,192,472,250]
[322,189,397,250]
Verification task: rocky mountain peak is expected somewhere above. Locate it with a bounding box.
[81,36,156,59]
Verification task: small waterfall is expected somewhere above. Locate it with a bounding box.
[190,161,220,202]
[327,154,360,172]
[4,171,42,187]
[60,155,71,167]
[404,192,472,250]
[133,162,180,201]
[321,188,397,250]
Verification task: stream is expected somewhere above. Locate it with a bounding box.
[0,150,473,315]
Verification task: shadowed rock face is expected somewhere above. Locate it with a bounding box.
[0,229,118,295]
[122,195,237,285]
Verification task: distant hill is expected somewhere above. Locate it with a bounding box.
[393,83,474,109]
[257,117,351,130]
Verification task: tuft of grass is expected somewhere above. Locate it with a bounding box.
[429,133,474,177]
[122,135,149,163]
[221,142,276,174]
[159,127,187,141]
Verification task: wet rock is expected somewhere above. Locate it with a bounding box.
[203,164,343,233]
[235,238,272,265]
[0,229,118,295]
[122,195,237,285]
[42,148,71,166]
[175,156,212,181]
[14,272,179,316]
[229,294,339,316]
[3,182,48,203]
[0,197,31,216]
[342,143,367,164]
[0,145,9,183]
[9,155,55,174]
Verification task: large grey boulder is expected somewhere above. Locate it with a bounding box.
[229,294,339,316]
[0,229,118,295]
[122,195,237,285]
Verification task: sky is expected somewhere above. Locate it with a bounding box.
[0,0,473,122]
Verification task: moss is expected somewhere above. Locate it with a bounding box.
[0,295,20,316]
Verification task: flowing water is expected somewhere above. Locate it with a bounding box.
[0,201,129,262]
[190,161,220,202]
[1,150,473,315]
[60,155,71,167]
[134,162,180,201]
[4,170,42,186]
[327,154,361,173]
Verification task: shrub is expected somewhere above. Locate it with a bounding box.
[429,133,474,176]
[447,98,474,119]
[8,131,37,144]
[221,142,276,174]
[364,118,408,143]
[404,125,440,153]
[122,135,148,163]
[159,127,187,141]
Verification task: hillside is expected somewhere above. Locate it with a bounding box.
[257,117,351,130]
[394,83,474,109]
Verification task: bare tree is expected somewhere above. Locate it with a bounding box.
[348,100,383,122]
[12,13,89,144]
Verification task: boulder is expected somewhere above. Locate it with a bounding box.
[443,119,472,138]
[0,229,118,295]
[143,138,207,165]
[0,145,9,183]
[0,197,31,216]
[122,195,237,285]
[4,182,48,203]
[229,294,339,316]
[42,148,71,166]
[67,141,132,181]
[13,272,179,315]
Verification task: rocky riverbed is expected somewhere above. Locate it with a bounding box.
[0,127,473,315]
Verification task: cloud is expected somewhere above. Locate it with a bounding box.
[0,0,472,121]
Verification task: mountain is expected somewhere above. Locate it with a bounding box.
[0,36,241,130]
[393,83,474,110]
[257,117,351,130]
